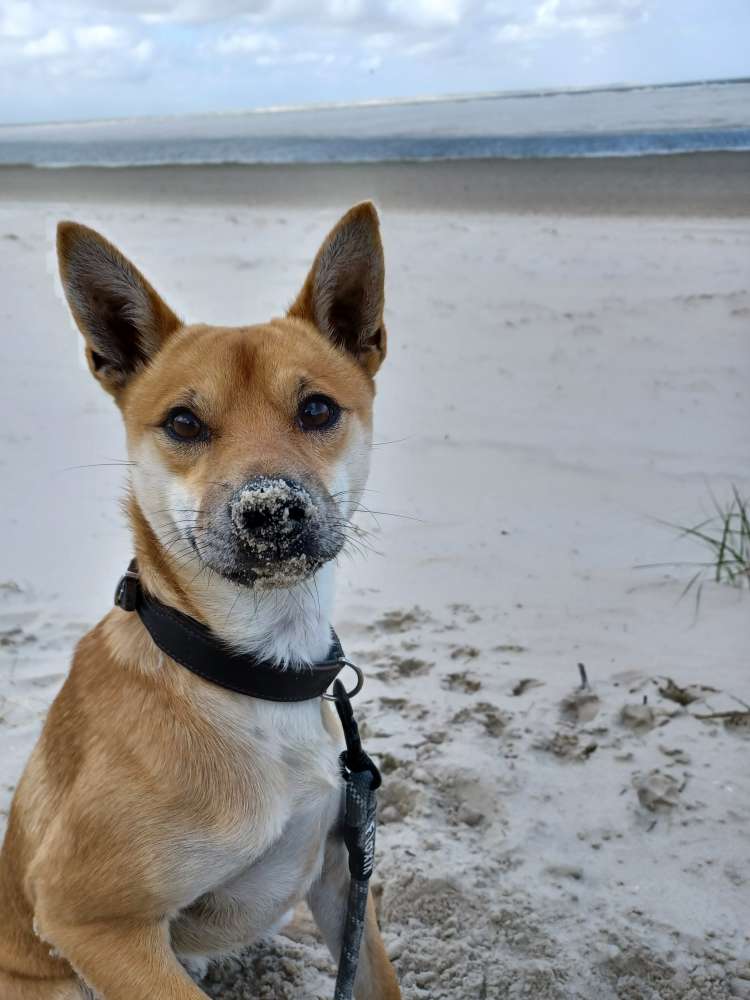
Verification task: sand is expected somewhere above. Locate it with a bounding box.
[1,152,750,216]
[0,160,749,999]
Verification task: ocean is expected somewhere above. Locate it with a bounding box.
[1,79,749,168]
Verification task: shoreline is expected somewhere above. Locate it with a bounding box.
[1,152,748,215]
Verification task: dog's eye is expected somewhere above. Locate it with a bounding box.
[298,395,340,432]
[164,408,206,443]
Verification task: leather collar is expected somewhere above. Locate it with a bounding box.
[114,560,352,703]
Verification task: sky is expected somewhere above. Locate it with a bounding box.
[1,0,748,125]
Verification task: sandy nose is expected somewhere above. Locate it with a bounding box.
[229,477,314,554]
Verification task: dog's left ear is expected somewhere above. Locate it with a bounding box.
[288,202,386,376]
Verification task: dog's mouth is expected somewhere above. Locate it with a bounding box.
[184,475,345,590]
[203,552,328,589]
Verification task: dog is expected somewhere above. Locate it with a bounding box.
[0,203,401,1000]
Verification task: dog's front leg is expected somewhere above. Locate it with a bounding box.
[308,836,401,1000]
[40,918,210,1000]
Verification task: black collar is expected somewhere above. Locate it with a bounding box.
[114,560,351,703]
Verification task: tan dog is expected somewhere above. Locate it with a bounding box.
[0,204,401,1000]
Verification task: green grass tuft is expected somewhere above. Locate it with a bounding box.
[673,486,750,607]
[641,487,750,612]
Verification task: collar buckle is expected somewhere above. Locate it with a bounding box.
[114,560,140,612]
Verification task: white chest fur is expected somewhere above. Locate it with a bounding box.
[169,694,344,965]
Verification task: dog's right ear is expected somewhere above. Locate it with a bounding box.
[57,222,181,396]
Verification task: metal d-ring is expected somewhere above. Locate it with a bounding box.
[323,659,364,701]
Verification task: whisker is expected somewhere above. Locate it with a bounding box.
[61,461,137,471]
[372,435,414,447]
[223,589,243,629]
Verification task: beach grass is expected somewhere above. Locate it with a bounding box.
[675,486,750,605]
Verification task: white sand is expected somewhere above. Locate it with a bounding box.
[0,181,749,998]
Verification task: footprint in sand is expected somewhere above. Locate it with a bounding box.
[370,606,432,633]
[533,729,598,761]
[632,769,683,813]
[452,702,510,738]
[378,777,421,825]
[442,671,482,693]
[373,650,434,682]
[560,687,600,724]
[620,702,659,732]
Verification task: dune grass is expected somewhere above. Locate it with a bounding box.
[674,486,750,605]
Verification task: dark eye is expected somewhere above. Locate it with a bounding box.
[298,394,340,432]
[164,408,206,443]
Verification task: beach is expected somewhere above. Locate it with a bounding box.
[1,153,750,215]
[0,157,749,999]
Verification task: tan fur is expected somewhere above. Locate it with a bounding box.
[0,205,400,1000]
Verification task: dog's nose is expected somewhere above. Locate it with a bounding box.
[229,477,314,554]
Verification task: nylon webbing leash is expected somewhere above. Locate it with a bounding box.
[331,678,382,1000]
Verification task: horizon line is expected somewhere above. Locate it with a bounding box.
[1,75,749,132]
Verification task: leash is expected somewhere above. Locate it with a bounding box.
[114,561,381,998]
[331,679,382,1000]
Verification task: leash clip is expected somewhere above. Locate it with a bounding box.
[331,677,381,790]
[323,659,364,702]
[114,560,140,612]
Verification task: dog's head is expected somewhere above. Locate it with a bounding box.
[57,204,385,590]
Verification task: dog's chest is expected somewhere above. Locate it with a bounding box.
[212,694,342,844]
[171,697,343,956]
[187,790,340,953]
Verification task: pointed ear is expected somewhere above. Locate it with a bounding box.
[57,222,181,396]
[288,202,386,376]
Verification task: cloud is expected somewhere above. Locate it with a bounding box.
[0,0,651,104]
[213,28,339,69]
[214,30,280,55]
[2,0,646,54]
[6,0,742,127]
[494,0,648,43]
[1,6,156,93]
[0,1,36,38]
[22,28,69,58]
[206,1,475,68]
[387,0,465,28]
[74,24,124,50]
[24,0,472,29]
[138,1,260,25]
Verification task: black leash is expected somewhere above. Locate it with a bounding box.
[331,679,382,999]
[114,561,380,999]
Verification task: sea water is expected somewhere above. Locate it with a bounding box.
[1,79,748,168]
